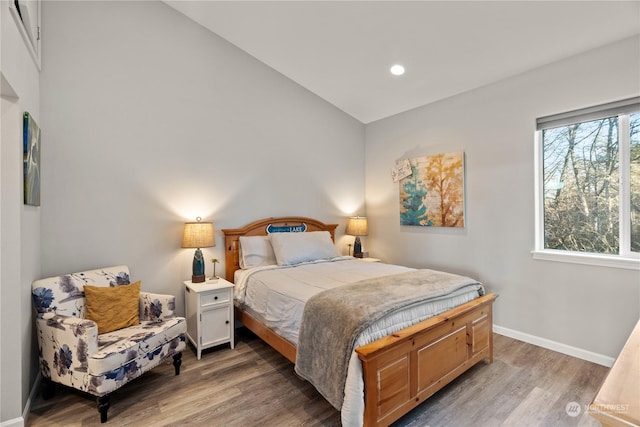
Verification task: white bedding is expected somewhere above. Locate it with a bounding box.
[234,257,483,426]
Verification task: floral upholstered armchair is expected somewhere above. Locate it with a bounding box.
[32,265,186,423]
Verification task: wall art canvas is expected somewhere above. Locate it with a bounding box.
[399,151,465,227]
[24,112,41,206]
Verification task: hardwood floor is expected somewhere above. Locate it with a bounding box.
[27,329,608,427]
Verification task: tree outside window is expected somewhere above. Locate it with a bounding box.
[540,106,639,258]
[630,113,640,252]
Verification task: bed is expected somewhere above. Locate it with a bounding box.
[222,217,496,427]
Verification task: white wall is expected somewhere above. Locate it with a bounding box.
[22,2,638,424]
[1,0,41,424]
[40,1,364,310]
[365,35,640,361]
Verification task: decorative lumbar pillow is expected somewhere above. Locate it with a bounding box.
[239,235,277,269]
[84,281,141,334]
[269,231,340,266]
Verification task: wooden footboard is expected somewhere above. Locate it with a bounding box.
[355,293,496,427]
[236,293,496,426]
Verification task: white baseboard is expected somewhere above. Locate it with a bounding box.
[0,417,23,427]
[21,372,42,426]
[493,325,615,368]
[2,373,43,427]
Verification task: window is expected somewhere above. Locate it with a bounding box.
[534,97,640,270]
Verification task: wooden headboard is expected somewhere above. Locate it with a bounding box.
[221,217,338,283]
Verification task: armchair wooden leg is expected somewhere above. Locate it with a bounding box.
[97,394,110,423]
[173,353,182,375]
[41,378,55,400]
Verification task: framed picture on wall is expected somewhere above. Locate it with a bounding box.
[24,112,41,206]
[399,151,465,227]
[9,0,41,69]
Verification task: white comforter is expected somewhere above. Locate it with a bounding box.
[234,257,482,426]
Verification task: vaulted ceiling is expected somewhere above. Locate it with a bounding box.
[165,1,640,123]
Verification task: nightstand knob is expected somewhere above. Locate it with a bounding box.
[225,320,230,324]
[214,296,218,300]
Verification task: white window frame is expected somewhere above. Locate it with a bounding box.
[533,97,640,271]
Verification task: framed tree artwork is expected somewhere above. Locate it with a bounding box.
[399,151,465,227]
[24,112,41,206]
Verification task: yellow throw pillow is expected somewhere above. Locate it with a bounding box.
[84,281,141,334]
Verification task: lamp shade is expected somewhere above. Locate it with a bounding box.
[346,216,368,236]
[182,221,215,249]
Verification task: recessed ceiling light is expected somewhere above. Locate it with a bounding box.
[390,64,405,76]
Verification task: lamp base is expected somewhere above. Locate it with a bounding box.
[353,236,363,258]
[192,274,205,283]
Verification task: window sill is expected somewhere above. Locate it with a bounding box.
[532,250,640,271]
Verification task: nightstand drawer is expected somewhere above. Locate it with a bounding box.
[201,288,230,306]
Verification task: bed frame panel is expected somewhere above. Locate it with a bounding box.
[222,217,496,427]
[356,293,495,426]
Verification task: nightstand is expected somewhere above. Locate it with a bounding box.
[184,278,234,360]
[359,257,381,262]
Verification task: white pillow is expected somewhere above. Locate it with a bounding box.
[269,231,339,266]
[239,236,277,269]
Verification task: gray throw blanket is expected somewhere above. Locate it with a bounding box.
[294,269,484,410]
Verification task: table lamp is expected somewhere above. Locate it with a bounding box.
[182,217,215,283]
[346,216,368,258]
